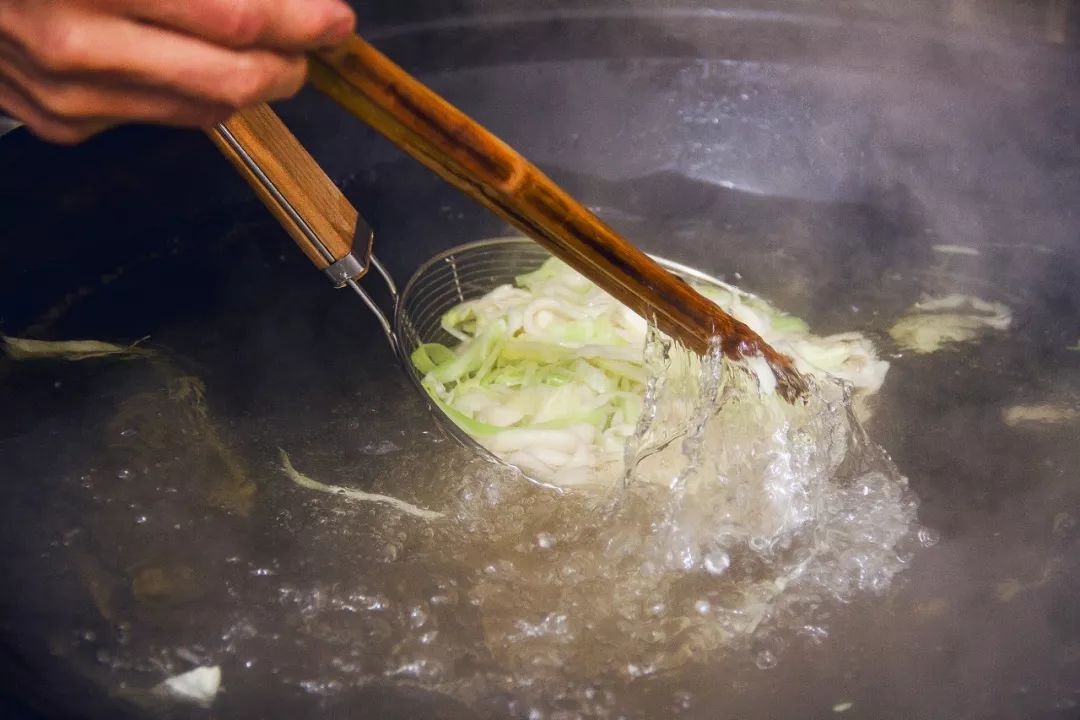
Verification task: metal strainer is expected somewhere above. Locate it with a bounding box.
[377,236,735,485]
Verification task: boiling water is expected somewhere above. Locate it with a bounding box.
[2,313,928,719]
[374,327,925,712]
[12,229,1080,719]
[0,270,951,720]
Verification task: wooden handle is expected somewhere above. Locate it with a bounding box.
[206,104,359,270]
[308,36,806,399]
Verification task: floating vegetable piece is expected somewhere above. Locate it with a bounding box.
[888,294,1012,354]
[153,666,221,707]
[890,315,996,353]
[910,294,1011,318]
[994,558,1063,603]
[931,244,980,256]
[279,450,443,520]
[1002,404,1078,426]
[2,335,151,360]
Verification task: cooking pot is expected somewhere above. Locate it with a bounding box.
[1,2,1079,718]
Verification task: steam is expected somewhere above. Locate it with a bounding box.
[18,5,1068,719]
[337,3,1080,715]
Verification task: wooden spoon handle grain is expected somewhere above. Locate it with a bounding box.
[206,104,359,271]
[308,35,807,399]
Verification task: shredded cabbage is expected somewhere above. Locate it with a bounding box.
[280,450,442,520]
[889,294,1012,354]
[1002,404,1078,427]
[2,335,151,360]
[412,255,889,488]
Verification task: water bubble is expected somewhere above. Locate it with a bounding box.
[753,632,786,670]
[917,527,941,547]
[379,542,401,562]
[363,594,389,611]
[703,550,731,576]
[360,440,399,456]
[799,624,829,644]
[754,649,778,670]
[672,689,693,711]
[409,605,429,628]
[674,545,698,570]
[299,678,344,696]
[430,589,459,606]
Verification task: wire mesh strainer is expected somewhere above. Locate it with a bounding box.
[377,236,734,487]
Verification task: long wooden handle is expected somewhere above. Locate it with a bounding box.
[308,35,806,399]
[206,104,359,271]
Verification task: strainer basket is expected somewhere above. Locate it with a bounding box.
[374,236,732,487]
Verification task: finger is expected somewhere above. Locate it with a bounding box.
[0,46,234,129]
[9,12,309,109]
[0,76,111,144]
[104,0,356,51]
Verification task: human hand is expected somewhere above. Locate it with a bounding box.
[0,0,356,143]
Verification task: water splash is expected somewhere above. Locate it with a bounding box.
[436,326,922,689]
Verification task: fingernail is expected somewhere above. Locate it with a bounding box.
[320,3,355,45]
